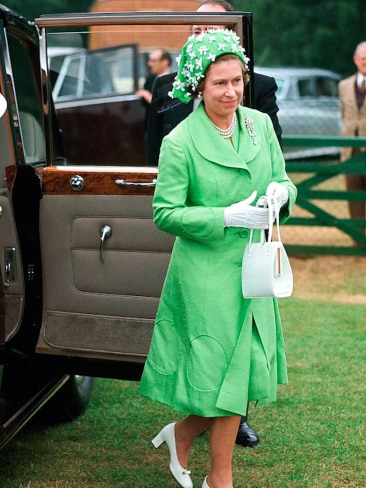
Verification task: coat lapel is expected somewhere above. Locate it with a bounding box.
[343,75,359,111]
[187,104,261,170]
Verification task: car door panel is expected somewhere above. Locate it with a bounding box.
[37,166,174,362]
[0,195,24,341]
[0,83,25,343]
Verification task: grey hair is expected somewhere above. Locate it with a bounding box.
[354,41,366,56]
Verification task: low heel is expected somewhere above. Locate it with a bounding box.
[151,422,193,488]
[152,431,165,448]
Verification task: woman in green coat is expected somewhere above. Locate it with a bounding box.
[140,29,297,488]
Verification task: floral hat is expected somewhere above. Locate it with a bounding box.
[169,28,249,104]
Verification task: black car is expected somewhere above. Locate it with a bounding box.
[0,5,253,449]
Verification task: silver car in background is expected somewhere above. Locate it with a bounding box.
[255,67,342,159]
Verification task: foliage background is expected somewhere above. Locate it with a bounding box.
[232,0,366,77]
[3,0,366,76]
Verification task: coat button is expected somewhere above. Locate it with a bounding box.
[239,229,249,238]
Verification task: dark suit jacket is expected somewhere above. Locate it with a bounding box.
[147,71,282,165]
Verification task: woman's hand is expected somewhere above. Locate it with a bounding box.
[224,191,270,229]
[266,182,289,208]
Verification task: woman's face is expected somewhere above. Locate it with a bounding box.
[202,58,244,121]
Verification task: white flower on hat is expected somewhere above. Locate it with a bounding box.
[199,45,209,56]
[195,58,203,71]
[174,80,186,91]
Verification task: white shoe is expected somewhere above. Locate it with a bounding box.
[152,422,193,488]
[202,476,209,488]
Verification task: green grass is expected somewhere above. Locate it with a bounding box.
[0,299,365,487]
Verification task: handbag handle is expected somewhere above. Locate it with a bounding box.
[266,195,281,244]
[247,195,281,254]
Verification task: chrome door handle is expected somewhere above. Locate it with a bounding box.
[100,225,112,262]
[4,247,17,287]
[115,178,157,187]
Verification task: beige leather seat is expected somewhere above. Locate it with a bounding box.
[19,111,45,163]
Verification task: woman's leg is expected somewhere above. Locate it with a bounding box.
[174,415,211,468]
[207,416,241,488]
[175,414,241,487]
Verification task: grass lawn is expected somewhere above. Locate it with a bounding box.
[0,273,365,487]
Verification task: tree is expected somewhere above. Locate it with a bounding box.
[232,0,365,76]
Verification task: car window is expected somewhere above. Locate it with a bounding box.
[315,77,339,97]
[298,76,339,99]
[272,77,286,99]
[53,44,139,100]
[56,55,83,97]
[298,78,316,98]
[7,33,46,164]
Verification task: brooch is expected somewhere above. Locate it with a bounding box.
[245,117,258,145]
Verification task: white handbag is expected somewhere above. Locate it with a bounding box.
[242,195,293,298]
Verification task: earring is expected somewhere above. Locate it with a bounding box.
[197,92,202,100]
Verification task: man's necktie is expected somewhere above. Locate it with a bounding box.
[361,77,366,93]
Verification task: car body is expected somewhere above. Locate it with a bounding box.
[255,67,343,158]
[0,6,253,449]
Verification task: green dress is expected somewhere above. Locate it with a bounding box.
[140,104,297,417]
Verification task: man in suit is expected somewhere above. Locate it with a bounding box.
[136,48,172,104]
[146,0,282,448]
[338,41,366,239]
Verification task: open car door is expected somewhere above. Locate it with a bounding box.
[35,12,253,374]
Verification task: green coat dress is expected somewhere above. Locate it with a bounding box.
[140,104,297,417]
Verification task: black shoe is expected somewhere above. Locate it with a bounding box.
[235,419,260,447]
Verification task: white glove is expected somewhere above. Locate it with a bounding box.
[224,190,271,229]
[266,182,289,209]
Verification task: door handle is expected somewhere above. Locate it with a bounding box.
[99,225,112,262]
[4,247,17,287]
[115,178,157,187]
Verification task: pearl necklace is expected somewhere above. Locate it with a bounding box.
[210,113,237,138]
